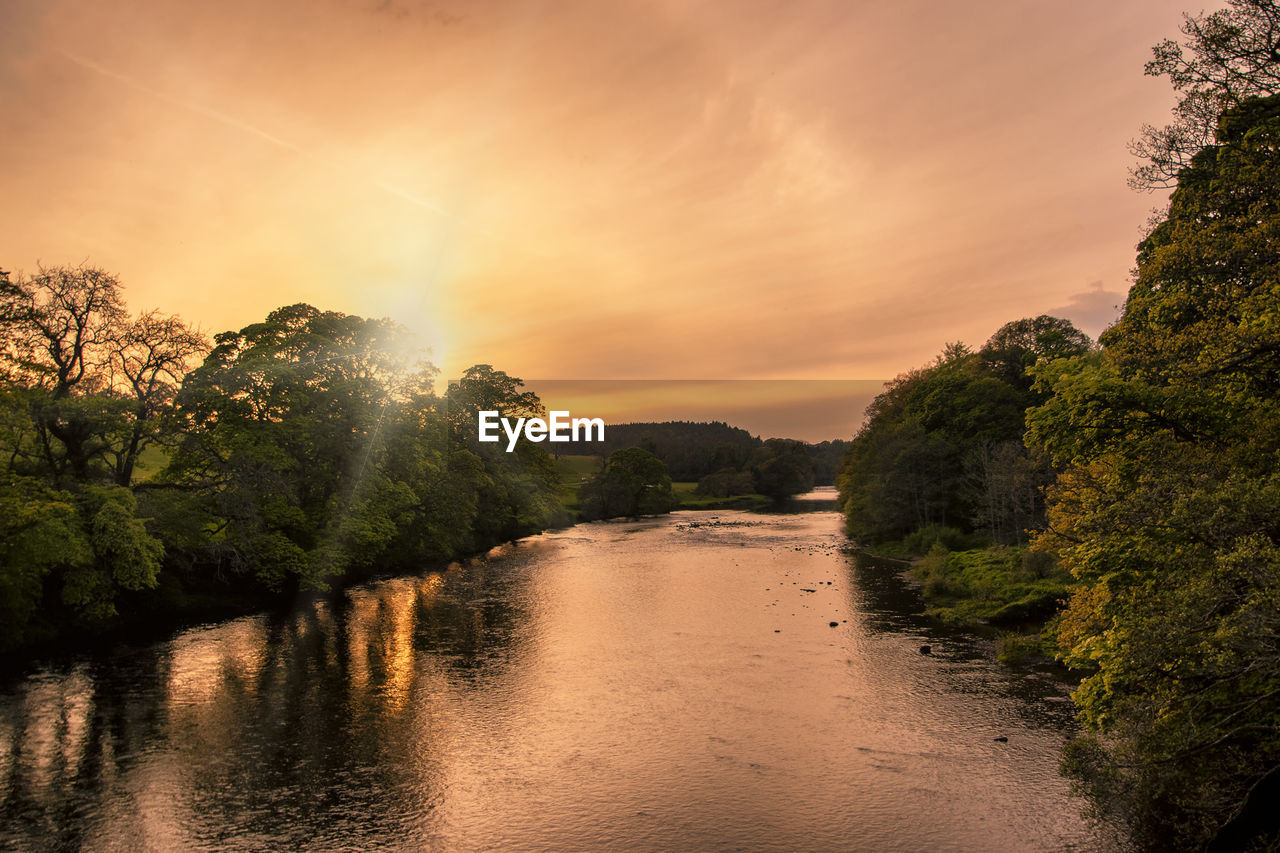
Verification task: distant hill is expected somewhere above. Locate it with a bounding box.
[552,420,846,485]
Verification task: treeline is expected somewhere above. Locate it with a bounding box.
[839,315,1089,547]
[1034,91,1280,851]
[556,419,846,491]
[554,420,756,480]
[694,438,816,502]
[839,74,1280,853]
[0,277,565,651]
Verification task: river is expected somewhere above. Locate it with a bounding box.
[0,490,1097,851]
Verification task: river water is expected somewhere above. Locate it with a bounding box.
[0,491,1097,851]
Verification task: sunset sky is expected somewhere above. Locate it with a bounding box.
[2,0,1195,434]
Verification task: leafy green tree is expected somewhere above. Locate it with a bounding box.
[444,363,543,442]
[695,467,755,498]
[841,419,960,542]
[166,316,564,593]
[444,364,566,545]
[751,439,815,501]
[805,439,849,486]
[964,440,1049,546]
[580,447,675,519]
[839,321,1084,546]
[0,476,90,647]
[0,265,206,486]
[0,266,198,645]
[1029,96,1280,850]
[61,485,165,621]
[978,315,1092,391]
[166,304,438,590]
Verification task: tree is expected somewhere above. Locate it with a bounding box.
[165,312,565,594]
[978,315,1092,391]
[166,304,437,590]
[1029,96,1280,850]
[965,440,1049,546]
[444,365,565,545]
[0,265,128,482]
[108,310,208,484]
[580,447,675,519]
[1131,0,1280,190]
[445,363,543,444]
[0,265,199,643]
[751,439,815,501]
[695,467,755,498]
[0,476,90,647]
[0,264,207,485]
[839,321,1083,545]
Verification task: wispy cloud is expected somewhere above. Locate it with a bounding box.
[58,48,480,229]
[59,49,302,152]
[4,0,1177,388]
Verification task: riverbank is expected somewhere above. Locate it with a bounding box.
[1,519,569,672]
[11,481,803,667]
[858,540,1073,667]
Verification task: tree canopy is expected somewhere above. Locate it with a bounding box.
[0,280,567,650]
[580,447,676,520]
[1029,95,1280,850]
[0,265,205,641]
[839,317,1089,546]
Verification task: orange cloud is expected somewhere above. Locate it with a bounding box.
[1,0,1184,402]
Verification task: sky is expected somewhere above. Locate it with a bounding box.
[1,0,1198,435]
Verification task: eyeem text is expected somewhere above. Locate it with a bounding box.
[478,410,605,452]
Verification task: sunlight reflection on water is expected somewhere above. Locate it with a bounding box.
[0,492,1098,851]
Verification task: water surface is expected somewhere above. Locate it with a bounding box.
[0,493,1095,851]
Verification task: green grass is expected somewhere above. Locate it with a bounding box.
[552,454,604,482]
[551,454,605,512]
[553,464,770,514]
[863,525,990,560]
[911,544,1071,628]
[131,445,172,482]
[672,481,770,511]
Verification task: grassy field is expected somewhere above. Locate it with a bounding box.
[131,445,172,482]
[552,453,605,483]
[912,545,1069,626]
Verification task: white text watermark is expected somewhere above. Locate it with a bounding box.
[478,410,605,452]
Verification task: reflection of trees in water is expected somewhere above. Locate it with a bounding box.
[0,644,183,850]
[844,551,1079,731]
[845,552,931,631]
[0,557,530,849]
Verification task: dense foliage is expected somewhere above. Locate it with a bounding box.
[0,266,202,644]
[695,438,816,501]
[580,447,676,519]
[0,283,565,649]
[558,419,843,490]
[841,91,1280,851]
[1028,95,1280,850]
[838,316,1090,547]
[749,438,816,501]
